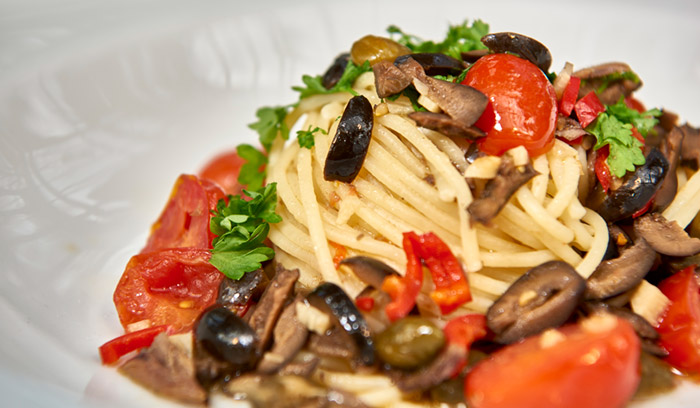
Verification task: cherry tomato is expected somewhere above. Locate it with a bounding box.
[657,265,700,373]
[141,174,225,253]
[462,53,557,157]
[199,150,246,196]
[465,316,640,408]
[113,248,224,333]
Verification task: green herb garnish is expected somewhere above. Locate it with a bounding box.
[589,113,645,178]
[297,126,326,149]
[236,144,268,191]
[209,183,282,280]
[387,19,489,60]
[605,97,661,137]
[293,60,372,100]
[248,106,291,152]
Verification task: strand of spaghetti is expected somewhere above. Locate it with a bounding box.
[464,288,497,314]
[273,250,321,289]
[480,249,557,268]
[565,192,587,220]
[426,158,457,202]
[268,226,317,271]
[561,211,594,251]
[354,178,459,242]
[268,141,307,220]
[663,168,700,228]
[379,114,481,272]
[296,147,340,284]
[422,128,469,175]
[474,228,530,253]
[490,215,546,250]
[468,272,512,296]
[515,186,574,243]
[575,208,609,278]
[373,124,427,178]
[367,139,454,209]
[574,144,590,202]
[530,154,550,204]
[546,156,581,218]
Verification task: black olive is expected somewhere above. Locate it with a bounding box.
[597,148,668,222]
[481,32,552,72]
[323,95,373,183]
[394,53,466,76]
[217,268,268,311]
[193,306,259,388]
[322,53,350,89]
[487,261,585,344]
[307,282,375,365]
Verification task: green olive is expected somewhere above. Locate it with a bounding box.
[375,316,445,369]
[350,35,411,67]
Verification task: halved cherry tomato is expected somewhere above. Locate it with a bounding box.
[199,150,246,196]
[99,325,170,365]
[141,174,225,253]
[462,53,557,157]
[465,316,640,408]
[113,248,224,333]
[657,265,700,373]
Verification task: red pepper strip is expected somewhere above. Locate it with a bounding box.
[559,76,581,116]
[594,146,612,193]
[625,96,646,113]
[442,314,489,376]
[632,192,656,219]
[382,232,424,321]
[414,232,472,315]
[99,325,170,365]
[355,296,375,311]
[574,91,606,128]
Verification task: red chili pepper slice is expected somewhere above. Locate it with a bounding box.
[382,232,424,321]
[99,325,170,365]
[559,76,581,117]
[413,232,472,315]
[444,314,488,349]
[574,91,606,128]
[594,146,612,193]
[330,241,347,269]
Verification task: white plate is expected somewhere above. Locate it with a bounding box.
[1,0,700,406]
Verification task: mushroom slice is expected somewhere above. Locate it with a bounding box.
[653,126,684,211]
[393,344,466,392]
[373,60,412,98]
[573,62,641,105]
[680,124,700,169]
[257,296,309,374]
[339,256,399,288]
[396,57,488,126]
[408,111,485,140]
[468,155,537,225]
[120,333,207,404]
[486,261,585,344]
[481,32,552,72]
[634,212,700,257]
[585,238,656,300]
[555,116,588,143]
[247,265,300,353]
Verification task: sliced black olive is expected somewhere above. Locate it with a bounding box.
[339,256,399,288]
[375,316,444,370]
[481,32,552,72]
[596,148,668,222]
[307,282,375,365]
[394,53,467,76]
[460,48,489,63]
[322,53,350,89]
[585,237,656,300]
[486,260,585,344]
[217,268,268,311]
[324,95,373,183]
[634,212,700,257]
[193,306,260,388]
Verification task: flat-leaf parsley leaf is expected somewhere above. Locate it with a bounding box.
[387,19,489,60]
[209,183,282,280]
[589,113,645,178]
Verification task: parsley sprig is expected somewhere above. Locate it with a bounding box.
[387,19,489,59]
[297,126,327,149]
[589,98,661,178]
[209,183,282,280]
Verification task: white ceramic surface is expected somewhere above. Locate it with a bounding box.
[1,0,700,406]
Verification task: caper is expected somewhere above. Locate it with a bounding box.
[375,316,444,370]
[350,35,411,67]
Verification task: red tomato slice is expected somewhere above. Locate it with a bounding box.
[657,265,700,373]
[113,248,224,333]
[141,174,225,253]
[199,150,246,196]
[465,316,640,408]
[462,53,557,157]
